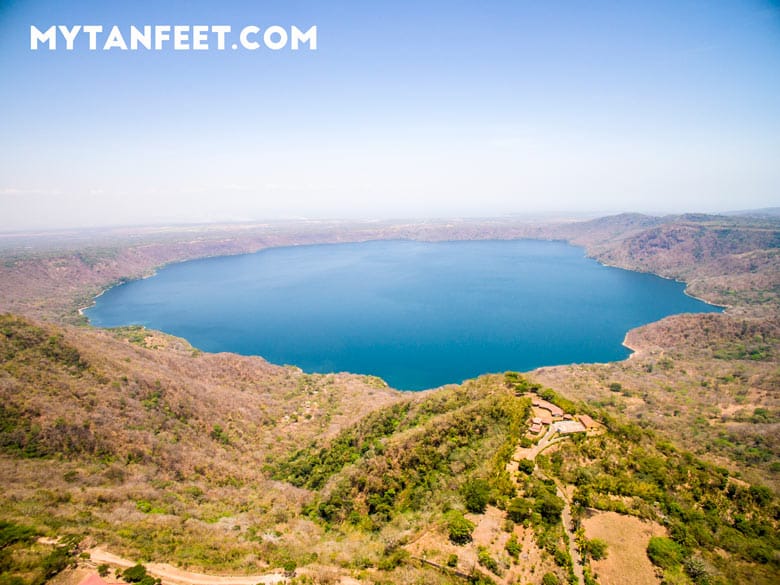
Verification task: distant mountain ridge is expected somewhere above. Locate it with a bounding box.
[726,207,780,218]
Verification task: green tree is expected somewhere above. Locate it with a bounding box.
[122,564,148,583]
[210,424,229,445]
[477,546,501,575]
[542,572,560,585]
[507,497,533,523]
[446,511,475,545]
[282,560,297,574]
[684,556,712,584]
[554,548,569,567]
[517,458,535,474]
[462,478,491,513]
[505,534,521,558]
[40,547,72,580]
[536,493,565,523]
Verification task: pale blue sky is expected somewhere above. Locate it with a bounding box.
[1,0,779,229]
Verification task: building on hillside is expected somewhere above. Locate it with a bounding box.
[78,574,110,585]
[578,414,597,429]
[552,420,586,435]
[532,407,553,425]
[529,417,544,434]
[531,397,564,418]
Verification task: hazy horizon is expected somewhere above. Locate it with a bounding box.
[2,1,779,231]
[2,207,779,239]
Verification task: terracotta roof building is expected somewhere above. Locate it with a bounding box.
[78,574,110,585]
[531,397,564,418]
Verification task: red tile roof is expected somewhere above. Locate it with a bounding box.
[79,574,109,585]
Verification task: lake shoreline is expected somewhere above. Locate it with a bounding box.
[84,238,721,391]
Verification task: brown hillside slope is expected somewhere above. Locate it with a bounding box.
[0,314,402,479]
[561,214,780,316]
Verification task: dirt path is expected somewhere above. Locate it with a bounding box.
[557,487,584,585]
[514,426,569,463]
[526,426,557,459]
[86,548,287,585]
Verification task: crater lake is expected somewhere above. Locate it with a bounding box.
[85,239,721,390]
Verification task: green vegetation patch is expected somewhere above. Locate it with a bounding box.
[111,326,150,347]
[0,522,77,585]
[280,379,530,528]
[0,315,87,372]
[0,403,108,459]
[647,536,683,569]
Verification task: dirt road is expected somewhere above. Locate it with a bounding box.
[86,548,286,585]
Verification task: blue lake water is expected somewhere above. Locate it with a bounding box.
[85,240,721,390]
